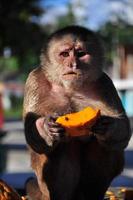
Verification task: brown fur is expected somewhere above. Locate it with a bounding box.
[23,26,131,200]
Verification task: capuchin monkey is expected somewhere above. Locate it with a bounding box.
[23,26,131,200]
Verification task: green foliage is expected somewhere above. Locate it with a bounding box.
[56,4,76,29]
[1,0,132,77]
[4,106,23,119]
[0,57,18,71]
[100,21,133,46]
[0,0,47,74]
[4,95,23,119]
[99,20,133,69]
[117,25,133,44]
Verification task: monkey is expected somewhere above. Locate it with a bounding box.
[23,26,131,200]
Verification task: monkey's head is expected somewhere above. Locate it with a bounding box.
[41,26,104,89]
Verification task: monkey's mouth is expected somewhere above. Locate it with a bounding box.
[63,71,77,76]
[63,72,78,80]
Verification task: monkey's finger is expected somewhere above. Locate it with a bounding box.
[92,128,104,135]
[49,113,60,121]
[52,132,65,140]
[99,116,114,124]
[45,115,57,123]
[94,130,105,135]
[91,124,107,134]
[48,121,62,128]
[36,117,45,136]
[49,127,65,133]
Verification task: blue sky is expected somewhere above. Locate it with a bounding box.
[41,0,68,7]
[40,0,133,30]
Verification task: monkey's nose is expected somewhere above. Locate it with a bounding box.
[72,62,77,70]
[68,59,77,69]
[69,62,77,70]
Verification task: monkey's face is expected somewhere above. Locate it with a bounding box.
[46,34,103,88]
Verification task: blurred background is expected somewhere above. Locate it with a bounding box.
[0,0,133,196]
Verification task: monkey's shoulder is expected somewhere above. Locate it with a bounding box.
[93,72,119,99]
[25,67,51,92]
[96,72,115,90]
[95,72,125,114]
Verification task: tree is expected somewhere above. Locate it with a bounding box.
[55,4,76,29]
[0,0,47,75]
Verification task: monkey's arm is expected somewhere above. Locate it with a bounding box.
[24,112,52,154]
[23,69,52,154]
[92,115,131,150]
[24,112,66,154]
[92,73,131,150]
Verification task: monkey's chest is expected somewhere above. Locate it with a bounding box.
[46,93,97,115]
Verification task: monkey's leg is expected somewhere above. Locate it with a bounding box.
[43,141,81,200]
[25,177,42,200]
[30,151,50,200]
[79,139,124,200]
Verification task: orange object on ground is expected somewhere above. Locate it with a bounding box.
[0,179,28,200]
[0,179,21,200]
[56,107,100,136]
[0,94,4,129]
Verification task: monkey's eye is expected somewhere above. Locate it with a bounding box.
[60,51,69,57]
[76,51,86,57]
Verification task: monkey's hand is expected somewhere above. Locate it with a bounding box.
[91,116,115,135]
[91,115,131,150]
[91,115,117,148]
[36,114,66,146]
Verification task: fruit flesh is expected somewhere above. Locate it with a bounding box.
[56,107,100,136]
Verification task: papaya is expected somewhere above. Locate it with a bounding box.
[56,107,100,136]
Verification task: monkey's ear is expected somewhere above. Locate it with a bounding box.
[24,112,52,154]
